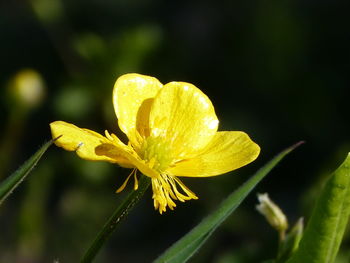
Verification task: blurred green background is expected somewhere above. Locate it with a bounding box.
[0,0,349,262]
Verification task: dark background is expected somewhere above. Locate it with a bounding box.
[0,0,349,262]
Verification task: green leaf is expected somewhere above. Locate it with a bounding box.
[276,218,304,262]
[153,142,303,263]
[286,153,350,263]
[0,139,55,205]
[81,175,151,263]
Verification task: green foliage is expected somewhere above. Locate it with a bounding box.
[0,139,54,206]
[286,153,350,263]
[153,143,302,263]
[81,175,151,263]
[276,218,304,262]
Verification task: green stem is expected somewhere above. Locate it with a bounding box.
[81,175,151,263]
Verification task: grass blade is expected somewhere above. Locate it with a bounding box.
[0,138,55,205]
[81,175,151,263]
[153,142,303,263]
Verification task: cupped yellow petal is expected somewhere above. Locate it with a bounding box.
[167,131,260,177]
[149,82,218,158]
[50,121,131,166]
[113,73,163,146]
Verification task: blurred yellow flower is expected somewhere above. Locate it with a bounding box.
[9,69,46,108]
[50,73,260,213]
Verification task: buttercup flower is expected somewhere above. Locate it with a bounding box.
[50,73,260,213]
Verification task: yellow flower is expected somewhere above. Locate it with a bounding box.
[50,73,260,213]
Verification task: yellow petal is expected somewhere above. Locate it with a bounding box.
[95,143,159,178]
[50,121,131,166]
[113,73,163,146]
[167,131,260,177]
[149,82,218,158]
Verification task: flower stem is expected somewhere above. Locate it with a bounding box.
[80,175,151,263]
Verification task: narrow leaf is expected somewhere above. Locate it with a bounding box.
[0,138,55,205]
[276,217,304,262]
[81,175,151,263]
[154,142,303,263]
[287,153,350,263]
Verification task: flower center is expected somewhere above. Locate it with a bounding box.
[140,136,173,173]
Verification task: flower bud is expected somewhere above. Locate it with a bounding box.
[256,193,288,233]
